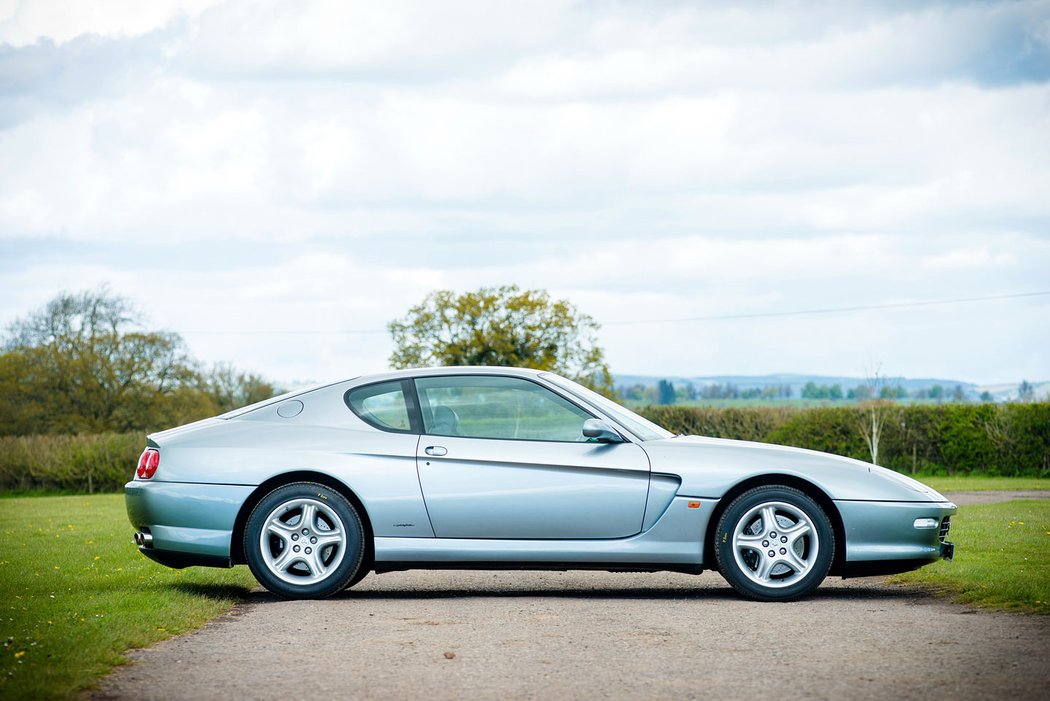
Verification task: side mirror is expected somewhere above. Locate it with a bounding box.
[582,418,624,443]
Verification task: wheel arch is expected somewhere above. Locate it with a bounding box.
[702,474,846,576]
[231,471,375,573]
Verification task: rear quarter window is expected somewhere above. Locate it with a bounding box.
[345,381,414,432]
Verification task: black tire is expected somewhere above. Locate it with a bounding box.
[244,482,365,599]
[343,566,370,590]
[714,485,834,602]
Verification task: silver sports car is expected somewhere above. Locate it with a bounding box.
[126,366,955,601]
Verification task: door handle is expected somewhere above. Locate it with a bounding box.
[424,445,447,457]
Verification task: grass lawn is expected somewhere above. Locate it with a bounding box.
[0,494,257,701]
[893,499,1050,614]
[917,476,1050,492]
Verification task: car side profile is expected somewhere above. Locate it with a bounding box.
[126,366,955,601]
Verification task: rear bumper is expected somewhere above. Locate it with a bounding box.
[836,499,957,577]
[125,480,254,567]
[139,547,233,569]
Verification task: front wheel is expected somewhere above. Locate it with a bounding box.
[714,485,834,601]
[245,482,365,599]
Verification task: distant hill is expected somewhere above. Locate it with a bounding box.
[613,373,1049,402]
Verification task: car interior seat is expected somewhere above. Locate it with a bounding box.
[430,405,460,435]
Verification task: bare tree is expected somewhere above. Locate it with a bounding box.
[859,364,888,465]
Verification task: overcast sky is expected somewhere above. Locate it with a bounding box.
[1,0,1048,386]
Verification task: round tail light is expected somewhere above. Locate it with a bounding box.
[136,448,160,479]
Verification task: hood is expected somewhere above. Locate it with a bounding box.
[643,435,950,502]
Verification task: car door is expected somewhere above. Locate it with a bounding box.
[413,374,651,539]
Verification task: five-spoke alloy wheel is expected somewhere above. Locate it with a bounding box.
[245,482,365,599]
[714,485,834,601]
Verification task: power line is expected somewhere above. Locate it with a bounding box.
[604,290,1050,326]
[184,328,388,336]
[182,290,1050,335]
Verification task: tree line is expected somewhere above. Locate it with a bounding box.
[619,381,795,404]
[620,379,1039,405]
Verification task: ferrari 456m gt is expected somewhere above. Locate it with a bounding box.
[126,367,955,601]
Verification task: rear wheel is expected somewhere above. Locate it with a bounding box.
[714,485,834,601]
[343,565,370,590]
[245,482,364,599]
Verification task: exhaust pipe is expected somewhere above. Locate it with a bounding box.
[134,531,153,547]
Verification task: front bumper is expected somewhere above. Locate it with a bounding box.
[836,499,957,578]
[125,480,255,568]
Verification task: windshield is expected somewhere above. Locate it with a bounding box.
[540,373,674,442]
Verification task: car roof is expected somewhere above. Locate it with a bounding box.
[219,366,553,419]
[347,366,549,384]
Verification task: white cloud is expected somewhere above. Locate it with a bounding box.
[496,1,1050,97]
[921,247,1018,270]
[177,0,577,78]
[3,80,1047,242]
[0,0,222,46]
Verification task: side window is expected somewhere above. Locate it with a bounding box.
[345,381,413,433]
[415,375,592,442]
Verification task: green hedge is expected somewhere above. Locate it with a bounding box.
[0,432,143,493]
[641,402,1050,477]
[1,403,1047,493]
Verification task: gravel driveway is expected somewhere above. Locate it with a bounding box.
[91,568,1050,701]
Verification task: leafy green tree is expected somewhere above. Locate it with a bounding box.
[203,362,277,413]
[617,384,646,402]
[388,286,613,393]
[759,384,789,400]
[979,391,993,402]
[878,384,907,400]
[701,383,740,399]
[0,288,276,435]
[802,383,841,400]
[657,379,676,405]
[1018,380,1035,402]
[848,385,873,401]
[1,289,199,433]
